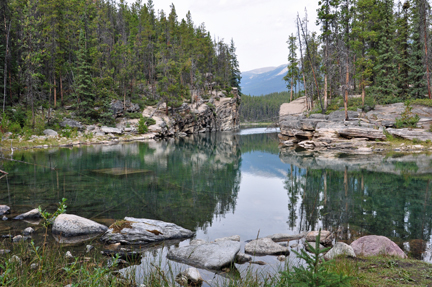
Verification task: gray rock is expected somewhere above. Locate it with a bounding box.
[309,114,328,120]
[14,208,41,220]
[167,240,241,270]
[277,255,286,261]
[266,232,307,242]
[324,242,356,260]
[190,239,207,246]
[100,126,123,135]
[43,129,58,137]
[65,251,73,258]
[306,230,333,246]
[23,227,34,235]
[13,235,24,243]
[350,235,407,258]
[235,253,252,264]
[30,263,39,270]
[175,268,203,286]
[86,245,94,253]
[60,119,83,130]
[100,217,194,245]
[387,128,432,142]
[299,119,325,131]
[245,238,290,256]
[2,216,7,221]
[328,110,359,121]
[52,214,108,238]
[0,249,10,255]
[0,205,10,215]
[9,255,21,265]
[214,235,240,242]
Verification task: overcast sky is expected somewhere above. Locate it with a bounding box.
[129,0,320,72]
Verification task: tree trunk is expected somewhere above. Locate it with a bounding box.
[324,74,328,110]
[424,7,431,99]
[3,22,11,113]
[361,76,365,106]
[290,77,293,102]
[60,71,63,106]
[54,74,57,108]
[345,60,349,120]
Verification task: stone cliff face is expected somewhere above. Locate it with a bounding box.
[143,92,241,137]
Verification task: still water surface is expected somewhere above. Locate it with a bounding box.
[1,127,431,282]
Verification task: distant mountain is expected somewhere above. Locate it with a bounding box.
[241,64,288,96]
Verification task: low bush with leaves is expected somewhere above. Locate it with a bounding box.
[138,116,149,134]
[395,101,420,128]
[38,198,67,227]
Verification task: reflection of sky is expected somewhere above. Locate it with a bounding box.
[238,127,280,135]
[241,151,287,179]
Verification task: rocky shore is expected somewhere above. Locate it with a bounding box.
[278,103,432,153]
[0,202,416,286]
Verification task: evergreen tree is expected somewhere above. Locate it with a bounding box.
[284,34,299,102]
[229,39,241,94]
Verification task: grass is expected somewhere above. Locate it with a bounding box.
[411,98,432,107]
[330,256,432,287]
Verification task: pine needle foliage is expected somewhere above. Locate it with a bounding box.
[279,230,352,287]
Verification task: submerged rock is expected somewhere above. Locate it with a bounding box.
[266,232,307,242]
[245,238,290,256]
[324,242,356,260]
[13,208,41,220]
[52,214,108,238]
[350,235,407,258]
[235,253,252,264]
[214,235,240,242]
[100,217,194,245]
[167,240,241,270]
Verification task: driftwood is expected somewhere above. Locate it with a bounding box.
[0,169,7,174]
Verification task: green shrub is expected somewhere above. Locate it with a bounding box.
[410,98,432,107]
[138,116,148,134]
[279,230,352,287]
[126,112,141,119]
[8,122,21,134]
[395,101,420,128]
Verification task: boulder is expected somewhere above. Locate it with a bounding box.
[52,214,108,237]
[324,242,356,260]
[100,126,123,135]
[299,119,325,131]
[167,240,241,270]
[214,235,240,242]
[265,232,307,242]
[190,239,207,246]
[306,230,333,246]
[13,208,41,220]
[0,205,10,215]
[350,235,407,258]
[245,238,290,256]
[60,119,83,130]
[175,268,203,287]
[100,217,194,244]
[43,129,58,137]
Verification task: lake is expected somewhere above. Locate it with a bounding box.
[1,127,431,284]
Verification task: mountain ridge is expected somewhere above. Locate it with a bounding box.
[241,64,288,96]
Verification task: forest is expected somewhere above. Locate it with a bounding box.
[239,91,294,123]
[0,0,241,133]
[284,0,432,119]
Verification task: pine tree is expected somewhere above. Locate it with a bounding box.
[372,0,400,102]
[409,0,427,99]
[229,39,241,95]
[284,34,299,102]
[74,28,95,120]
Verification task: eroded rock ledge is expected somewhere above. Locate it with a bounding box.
[278,104,432,153]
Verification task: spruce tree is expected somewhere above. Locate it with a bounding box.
[371,0,400,102]
[74,28,95,120]
[229,39,241,95]
[284,34,299,102]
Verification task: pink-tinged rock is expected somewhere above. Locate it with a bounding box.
[350,235,407,258]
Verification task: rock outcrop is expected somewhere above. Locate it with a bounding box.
[142,91,240,137]
[245,238,290,256]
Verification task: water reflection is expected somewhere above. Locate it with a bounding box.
[280,148,432,261]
